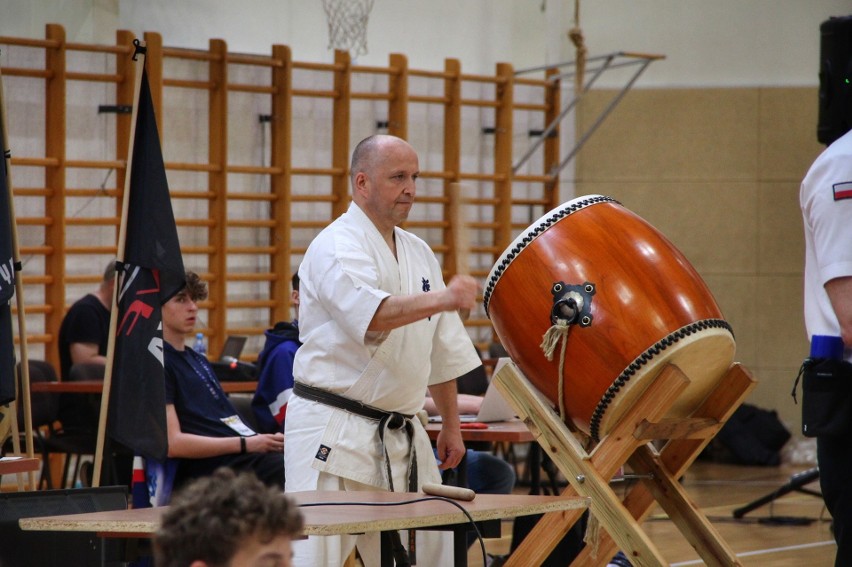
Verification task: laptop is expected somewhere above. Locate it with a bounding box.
[430,357,517,423]
[212,336,255,382]
[218,335,247,362]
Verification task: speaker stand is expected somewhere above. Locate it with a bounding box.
[732,467,821,519]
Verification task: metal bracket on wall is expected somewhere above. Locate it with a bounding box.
[512,51,665,178]
[97,105,132,114]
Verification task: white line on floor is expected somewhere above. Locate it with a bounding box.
[670,540,836,566]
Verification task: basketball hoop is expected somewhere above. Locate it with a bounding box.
[321,0,376,58]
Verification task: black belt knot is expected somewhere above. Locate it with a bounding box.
[385,412,407,429]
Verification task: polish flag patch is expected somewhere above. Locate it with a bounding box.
[833,181,852,201]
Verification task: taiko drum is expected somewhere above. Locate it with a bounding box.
[483,195,735,440]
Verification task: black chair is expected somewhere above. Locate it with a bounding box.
[0,361,59,486]
[1,361,60,487]
[229,393,262,432]
[68,362,105,382]
[63,361,105,432]
[20,360,99,489]
[65,362,133,489]
[13,360,60,439]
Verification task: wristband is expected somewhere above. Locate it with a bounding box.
[240,436,247,454]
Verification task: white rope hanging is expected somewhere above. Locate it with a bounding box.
[540,319,571,421]
[584,512,602,559]
[568,0,587,95]
[541,307,603,555]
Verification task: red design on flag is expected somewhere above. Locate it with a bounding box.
[117,272,159,336]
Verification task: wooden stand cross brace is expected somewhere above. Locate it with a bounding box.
[493,360,756,567]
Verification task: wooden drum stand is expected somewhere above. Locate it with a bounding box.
[492,360,756,567]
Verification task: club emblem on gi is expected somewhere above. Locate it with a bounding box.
[315,444,331,462]
[422,277,431,320]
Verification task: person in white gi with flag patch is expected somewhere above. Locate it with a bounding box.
[801,125,852,567]
[285,134,481,566]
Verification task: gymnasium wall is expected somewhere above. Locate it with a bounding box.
[3,0,851,436]
[4,2,847,84]
[576,86,824,432]
[0,27,563,367]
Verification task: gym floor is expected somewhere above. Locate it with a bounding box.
[468,460,833,566]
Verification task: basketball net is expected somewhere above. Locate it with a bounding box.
[321,0,376,57]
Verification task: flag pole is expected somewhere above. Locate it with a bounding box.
[0,55,35,490]
[92,39,146,488]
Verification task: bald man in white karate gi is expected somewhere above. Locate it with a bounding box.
[285,134,481,566]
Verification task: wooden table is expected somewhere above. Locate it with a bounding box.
[425,419,534,443]
[426,419,555,495]
[20,490,588,566]
[30,379,258,394]
[0,457,40,475]
[25,379,257,488]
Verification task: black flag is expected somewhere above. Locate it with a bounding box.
[108,67,184,461]
[0,110,16,406]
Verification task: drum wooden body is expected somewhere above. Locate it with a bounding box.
[484,195,735,440]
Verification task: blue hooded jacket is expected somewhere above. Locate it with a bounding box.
[251,321,300,433]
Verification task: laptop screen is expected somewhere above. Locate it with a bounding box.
[219,335,247,361]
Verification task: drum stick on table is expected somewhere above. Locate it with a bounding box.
[448,182,472,320]
[422,482,476,501]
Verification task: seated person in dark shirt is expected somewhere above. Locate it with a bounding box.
[58,260,115,379]
[163,270,285,489]
[55,260,132,487]
[56,260,116,432]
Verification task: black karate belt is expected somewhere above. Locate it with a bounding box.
[293,382,418,565]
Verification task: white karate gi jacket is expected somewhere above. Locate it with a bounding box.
[286,202,481,491]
